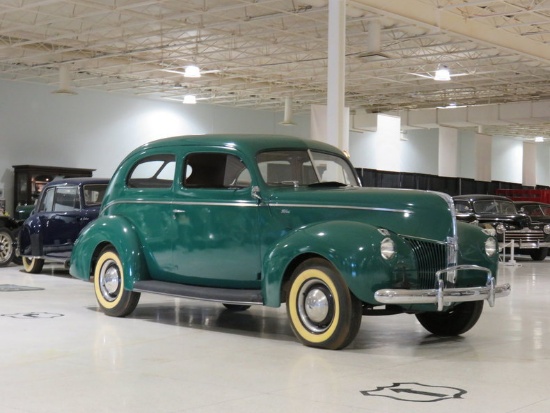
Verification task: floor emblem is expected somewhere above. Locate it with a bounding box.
[1,312,64,319]
[361,382,466,403]
[0,284,44,292]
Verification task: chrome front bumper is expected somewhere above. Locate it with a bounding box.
[374,265,511,311]
[506,240,550,249]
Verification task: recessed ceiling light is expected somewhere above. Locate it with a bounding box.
[184,65,201,78]
[434,65,451,81]
[183,94,196,104]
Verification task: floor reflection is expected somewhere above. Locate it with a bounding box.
[100,300,297,343]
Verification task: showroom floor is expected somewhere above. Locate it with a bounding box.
[0,257,548,413]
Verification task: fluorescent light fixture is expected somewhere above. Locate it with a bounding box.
[535,136,544,143]
[184,65,201,78]
[183,94,196,104]
[434,65,451,81]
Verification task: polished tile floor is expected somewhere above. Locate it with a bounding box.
[0,257,548,413]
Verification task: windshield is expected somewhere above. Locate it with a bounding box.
[257,150,359,187]
[473,199,517,215]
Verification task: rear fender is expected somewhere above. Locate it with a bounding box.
[69,215,149,289]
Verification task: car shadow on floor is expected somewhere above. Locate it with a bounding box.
[89,301,299,344]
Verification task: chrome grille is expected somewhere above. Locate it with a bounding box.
[504,230,545,242]
[402,237,448,289]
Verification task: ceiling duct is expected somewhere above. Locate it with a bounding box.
[280,97,296,126]
[356,20,390,61]
[52,65,77,95]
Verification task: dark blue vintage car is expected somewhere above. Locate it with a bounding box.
[18,177,109,273]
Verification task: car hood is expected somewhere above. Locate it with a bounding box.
[266,186,455,243]
[475,213,531,228]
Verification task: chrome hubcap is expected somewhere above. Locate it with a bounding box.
[304,288,329,323]
[297,278,334,334]
[99,259,121,301]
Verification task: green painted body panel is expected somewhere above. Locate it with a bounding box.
[70,134,499,311]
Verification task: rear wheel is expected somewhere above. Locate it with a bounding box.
[286,258,362,350]
[94,246,140,317]
[22,256,45,273]
[529,248,548,261]
[0,229,15,267]
[416,301,484,336]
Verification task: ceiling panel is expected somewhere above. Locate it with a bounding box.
[0,0,549,138]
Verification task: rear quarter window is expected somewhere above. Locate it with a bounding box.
[127,154,175,189]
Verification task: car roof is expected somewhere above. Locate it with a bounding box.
[515,201,550,207]
[453,194,512,202]
[43,177,110,187]
[133,134,345,156]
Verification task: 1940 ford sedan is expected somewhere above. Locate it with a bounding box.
[70,135,510,349]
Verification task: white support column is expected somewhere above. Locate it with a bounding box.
[326,0,348,152]
[475,131,492,182]
[523,142,536,187]
[438,126,458,177]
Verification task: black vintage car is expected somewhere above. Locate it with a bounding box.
[453,195,550,261]
[0,215,22,266]
[515,202,550,223]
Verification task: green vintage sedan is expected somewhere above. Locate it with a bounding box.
[70,135,510,349]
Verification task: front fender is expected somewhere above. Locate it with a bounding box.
[262,220,415,307]
[69,215,149,289]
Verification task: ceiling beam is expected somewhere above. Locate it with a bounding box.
[353,0,550,64]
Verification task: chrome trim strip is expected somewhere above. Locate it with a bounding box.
[374,264,511,310]
[103,199,413,215]
[271,203,413,214]
[103,199,258,211]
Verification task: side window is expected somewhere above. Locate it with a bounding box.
[454,201,471,214]
[184,153,249,189]
[38,187,55,212]
[127,154,175,189]
[83,184,108,206]
[53,187,80,211]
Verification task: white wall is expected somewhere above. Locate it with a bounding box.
[491,137,523,184]
[0,79,309,214]
[400,128,438,174]
[350,127,439,175]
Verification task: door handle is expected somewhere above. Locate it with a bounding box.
[173,209,186,219]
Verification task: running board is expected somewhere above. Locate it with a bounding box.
[132,280,264,305]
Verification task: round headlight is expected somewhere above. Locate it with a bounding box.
[544,224,550,235]
[485,237,497,257]
[495,223,506,234]
[380,237,396,260]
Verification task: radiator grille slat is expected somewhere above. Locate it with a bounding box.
[402,237,448,289]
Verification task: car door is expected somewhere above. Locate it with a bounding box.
[169,149,261,288]
[120,152,176,277]
[38,185,83,254]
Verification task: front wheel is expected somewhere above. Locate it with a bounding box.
[0,229,15,267]
[416,301,484,336]
[286,258,362,350]
[94,247,140,317]
[530,248,548,261]
[22,256,45,273]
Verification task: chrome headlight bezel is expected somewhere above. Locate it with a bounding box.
[544,224,550,235]
[495,223,506,234]
[380,237,396,260]
[485,237,497,257]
